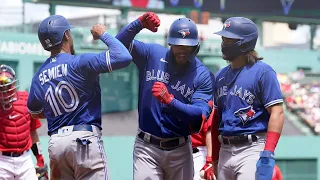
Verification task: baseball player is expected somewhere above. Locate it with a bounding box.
[0,64,48,180]
[191,107,217,180]
[27,15,132,180]
[116,12,214,180]
[212,17,284,180]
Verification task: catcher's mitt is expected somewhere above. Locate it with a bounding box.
[36,164,48,180]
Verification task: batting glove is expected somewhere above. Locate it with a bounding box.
[36,164,48,180]
[200,156,217,180]
[152,82,174,105]
[35,155,48,179]
[256,150,275,180]
[138,12,160,32]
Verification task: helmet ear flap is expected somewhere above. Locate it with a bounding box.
[239,37,258,53]
[240,43,248,53]
[194,43,200,56]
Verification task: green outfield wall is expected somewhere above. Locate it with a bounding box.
[1,31,320,113]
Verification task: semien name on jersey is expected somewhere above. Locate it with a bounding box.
[39,64,68,85]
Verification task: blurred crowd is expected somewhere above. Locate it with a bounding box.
[278,70,320,134]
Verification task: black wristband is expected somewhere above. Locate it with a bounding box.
[31,142,42,156]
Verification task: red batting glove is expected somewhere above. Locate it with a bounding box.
[152,82,174,105]
[200,156,217,180]
[36,154,45,168]
[36,155,48,179]
[138,12,160,32]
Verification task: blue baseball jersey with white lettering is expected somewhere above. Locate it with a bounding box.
[27,33,132,134]
[116,20,213,138]
[214,61,283,136]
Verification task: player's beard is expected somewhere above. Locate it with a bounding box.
[174,52,190,65]
[221,42,243,61]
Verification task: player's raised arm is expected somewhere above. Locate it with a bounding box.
[74,24,132,75]
[85,23,132,73]
[115,12,160,69]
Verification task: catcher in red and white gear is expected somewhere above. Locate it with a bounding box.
[0,64,48,180]
[191,104,219,180]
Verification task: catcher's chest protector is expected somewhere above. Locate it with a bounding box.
[0,94,32,150]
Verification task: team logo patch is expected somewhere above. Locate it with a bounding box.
[234,106,255,125]
[223,22,231,29]
[178,29,190,38]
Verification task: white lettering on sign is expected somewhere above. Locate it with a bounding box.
[0,41,50,56]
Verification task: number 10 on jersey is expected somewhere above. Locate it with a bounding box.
[45,81,79,117]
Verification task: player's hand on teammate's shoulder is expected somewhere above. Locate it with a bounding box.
[91,23,107,40]
[138,11,160,32]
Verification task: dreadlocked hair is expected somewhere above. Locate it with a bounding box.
[246,50,263,64]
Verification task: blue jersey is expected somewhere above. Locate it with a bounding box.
[214,61,283,136]
[27,33,132,134]
[116,20,213,138]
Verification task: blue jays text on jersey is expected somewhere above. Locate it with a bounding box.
[116,19,214,138]
[27,33,132,135]
[214,61,283,136]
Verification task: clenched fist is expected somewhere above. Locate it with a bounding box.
[152,82,174,105]
[91,24,107,40]
[138,12,160,32]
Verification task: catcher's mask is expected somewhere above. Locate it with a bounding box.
[0,65,19,109]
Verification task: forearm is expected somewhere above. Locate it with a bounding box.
[100,33,132,70]
[31,130,45,167]
[206,130,212,157]
[31,112,45,119]
[265,105,285,152]
[30,130,39,144]
[168,99,206,124]
[30,130,41,155]
[267,109,284,134]
[115,19,143,48]
[211,108,221,161]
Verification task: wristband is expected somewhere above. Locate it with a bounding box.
[31,142,42,156]
[264,131,280,152]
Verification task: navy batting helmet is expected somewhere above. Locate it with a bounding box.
[167,18,199,47]
[38,15,75,51]
[214,17,258,57]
